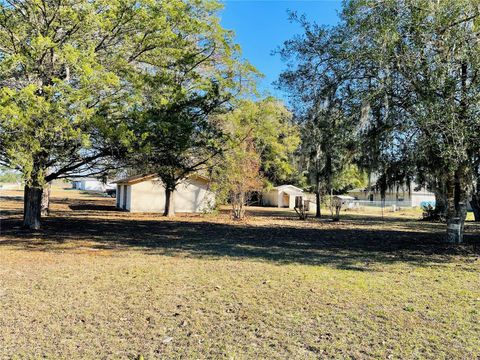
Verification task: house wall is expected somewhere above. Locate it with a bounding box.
[278,192,289,208]
[288,194,298,209]
[175,178,215,212]
[127,177,215,213]
[116,184,132,210]
[349,190,412,203]
[130,180,166,212]
[261,190,279,207]
[411,193,436,207]
[262,187,304,208]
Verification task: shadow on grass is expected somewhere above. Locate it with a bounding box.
[1,200,479,269]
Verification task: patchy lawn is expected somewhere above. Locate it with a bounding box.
[0,188,479,359]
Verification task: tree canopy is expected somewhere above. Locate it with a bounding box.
[0,0,254,227]
[278,0,480,242]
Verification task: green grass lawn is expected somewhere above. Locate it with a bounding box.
[0,189,479,359]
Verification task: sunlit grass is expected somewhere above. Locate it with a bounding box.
[0,189,479,359]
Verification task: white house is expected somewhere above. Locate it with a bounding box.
[71,178,114,191]
[115,174,215,213]
[348,183,435,207]
[262,185,304,209]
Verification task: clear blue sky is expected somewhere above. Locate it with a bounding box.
[220,0,342,101]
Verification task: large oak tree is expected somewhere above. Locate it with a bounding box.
[0,0,241,228]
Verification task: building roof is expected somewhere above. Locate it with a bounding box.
[114,173,210,185]
[333,195,355,200]
[273,184,304,193]
[114,174,157,185]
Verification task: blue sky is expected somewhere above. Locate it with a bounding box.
[220,0,342,101]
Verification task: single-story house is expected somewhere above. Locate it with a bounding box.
[348,183,435,207]
[71,178,114,191]
[262,185,304,209]
[115,174,215,213]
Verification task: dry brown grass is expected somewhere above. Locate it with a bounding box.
[0,187,479,359]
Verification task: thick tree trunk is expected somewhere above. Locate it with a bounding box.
[41,182,51,216]
[163,187,175,217]
[315,190,321,218]
[445,171,468,244]
[23,185,43,230]
[471,194,480,222]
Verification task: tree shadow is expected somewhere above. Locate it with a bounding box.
[1,210,478,269]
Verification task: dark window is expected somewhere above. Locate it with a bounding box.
[295,196,303,208]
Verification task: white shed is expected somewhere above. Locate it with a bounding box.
[115,174,215,213]
[262,185,304,209]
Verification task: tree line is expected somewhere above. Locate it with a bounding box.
[278,0,480,243]
[1,0,479,244]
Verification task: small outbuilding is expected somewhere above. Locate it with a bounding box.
[115,174,215,213]
[261,185,304,209]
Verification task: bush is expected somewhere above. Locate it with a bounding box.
[421,204,445,222]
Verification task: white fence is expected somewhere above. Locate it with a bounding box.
[348,200,436,209]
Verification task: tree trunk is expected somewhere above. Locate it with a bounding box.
[471,194,480,222]
[231,191,245,220]
[23,185,43,230]
[445,170,468,244]
[41,182,51,216]
[471,177,480,222]
[433,185,447,220]
[163,187,175,217]
[315,190,321,218]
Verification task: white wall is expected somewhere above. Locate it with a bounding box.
[126,177,215,213]
[130,180,166,212]
[262,187,303,208]
[411,193,436,207]
[116,184,132,210]
[174,178,215,212]
[262,190,279,207]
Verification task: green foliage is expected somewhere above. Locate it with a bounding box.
[0,0,254,189]
[278,13,361,198]
[116,1,258,202]
[0,0,258,224]
[219,97,300,187]
[332,164,367,192]
[211,98,299,217]
[278,0,480,238]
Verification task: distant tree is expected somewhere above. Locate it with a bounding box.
[213,136,263,220]
[212,98,299,220]
[332,164,367,194]
[278,1,480,242]
[344,0,480,242]
[277,13,358,218]
[0,167,21,183]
